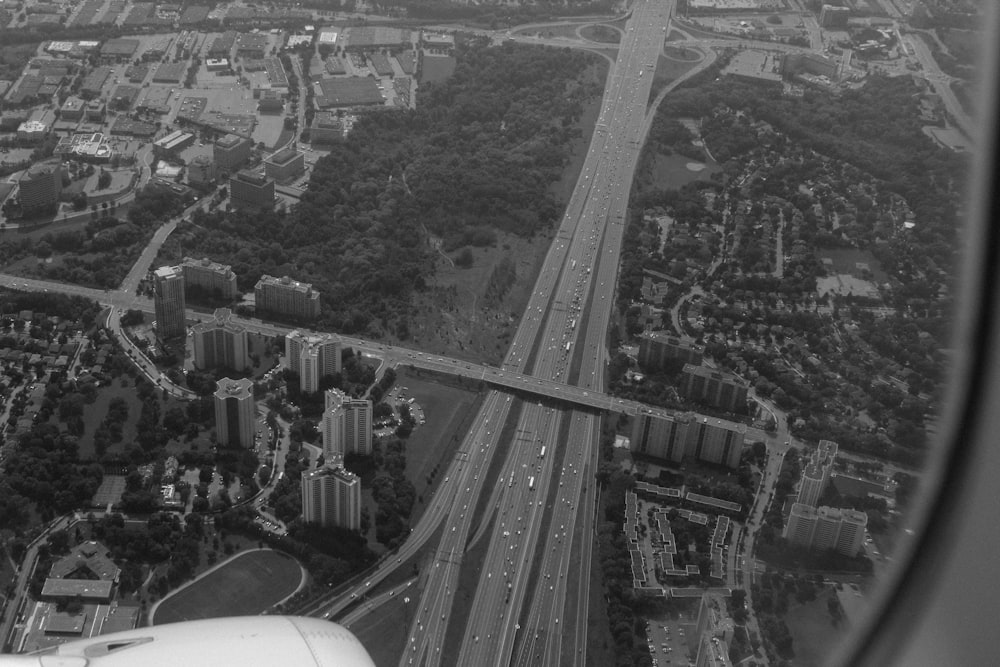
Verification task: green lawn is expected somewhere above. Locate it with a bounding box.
[393,368,483,524]
[152,549,304,625]
[419,55,456,85]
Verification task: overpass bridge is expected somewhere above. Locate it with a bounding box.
[0,273,765,437]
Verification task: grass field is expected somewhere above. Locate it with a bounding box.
[419,55,456,85]
[580,24,621,44]
[350,590,416,665]
[152,549,304,625]
[393,367,484,525]
[663,45,702,62]
[649,153,721,189]
[648,52,703,108]
[514,23,586,40]
[817,247,889,283]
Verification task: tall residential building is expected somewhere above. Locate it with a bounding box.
[213,377,255,448]
[285,330,342,393]
[630,411,746,469]
[255,275,321,321]
[18,161,62,215]
[680,364,749,413]
[320,388,372,457]
[638,332,703,370]
[837,507,868,557]
[784,503,818,549]
[153,265,186,339]
[230,170,275,210]
[263,148,305,183]
[213,133,252,172]
[798,439,838,507]
[783,502,868,557]
[301,464,361,530]
[180,256,238,299]
[192,308,249,372]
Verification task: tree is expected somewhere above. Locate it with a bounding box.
[97,169,112,190]
[455,247,474,268]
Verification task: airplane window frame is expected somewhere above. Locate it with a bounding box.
[831,4,1000,666]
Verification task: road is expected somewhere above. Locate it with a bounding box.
[903,32,975,140]
[0,514,73,652]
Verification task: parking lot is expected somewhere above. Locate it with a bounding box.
[645,613,697,666]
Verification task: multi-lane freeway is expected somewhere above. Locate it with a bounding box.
[325,2,684,666]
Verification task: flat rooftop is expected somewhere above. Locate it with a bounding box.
[266,148,300,165]
[316,77,383,108]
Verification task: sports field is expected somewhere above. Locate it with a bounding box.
[152,549,304,625]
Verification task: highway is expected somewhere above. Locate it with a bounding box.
[284,3,690,664]
[501,3,677,665]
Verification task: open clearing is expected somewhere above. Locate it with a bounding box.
[393,367,484,524]
[419,56,456,85]
[649,152,721,189]
[152,549,304,625]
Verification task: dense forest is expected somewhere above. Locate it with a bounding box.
[657,75,966,280]
[180,40,603,334]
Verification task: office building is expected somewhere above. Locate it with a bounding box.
[255,275,321,321]
[16,120,48,143]
[781,52,839,80]
[180,256,238,299]
[60,96,86,121]
[310,111,344,144]
[236,33,269,59]
[301,464,361,530]
[229,170,275,210]
[17,161,62,215]
[798,439,838,507]
[153,265,186,339]
[819,4,850,28]
[208,31,237,59]
[638,332,703,370]
[784,502,868,557]
[680,364,749,413]
[213,377,255,448]
[192,308,249,372]
[152,129,195,158]
[320,389,372,457]
[285,330,341,393]
[264,148,305,183]
[187,155,216,188]
[257,89,284,113]
[85,99,105,121]
[630,411,746,469]
[213,133,252,173]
